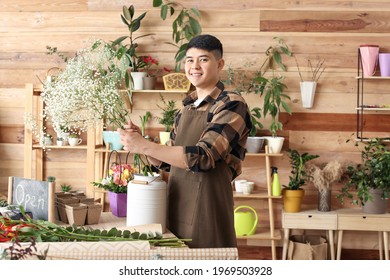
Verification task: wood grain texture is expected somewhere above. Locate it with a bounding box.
[1,1,390,252]
[260,11,390,33]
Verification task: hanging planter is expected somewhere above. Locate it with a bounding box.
[300,81,317,109]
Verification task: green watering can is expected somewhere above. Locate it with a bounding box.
[234,205,258,236]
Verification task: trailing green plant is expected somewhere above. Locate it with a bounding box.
[153,0,202,71]
[337,138,390,206]
[283,149,319,190]
[157,94,179,132]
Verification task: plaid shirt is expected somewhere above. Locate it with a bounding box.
[170,81,252,180]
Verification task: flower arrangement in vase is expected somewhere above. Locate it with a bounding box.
[93,162,135,217]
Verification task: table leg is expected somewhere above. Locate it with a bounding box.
[384,231,389,260]
[336,230,343,260]
[378,231,383,260]
[328,230,335,260]
[282,228,290,260]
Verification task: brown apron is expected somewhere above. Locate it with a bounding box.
[167,101,237,248]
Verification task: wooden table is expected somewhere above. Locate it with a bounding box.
[336,208,390,260]
[282,209,337,260]
[45,212,238,260]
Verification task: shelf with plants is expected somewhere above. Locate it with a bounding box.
[233,146,283,260]
[356,49,390,142]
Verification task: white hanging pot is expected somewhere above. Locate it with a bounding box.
[300,81,317,109]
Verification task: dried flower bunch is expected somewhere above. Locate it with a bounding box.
[295,57,326,82]
[26,39,131,138]
[304,160,347,191]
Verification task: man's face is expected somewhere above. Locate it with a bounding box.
[184,48,224,90]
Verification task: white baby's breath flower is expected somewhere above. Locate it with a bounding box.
[38,39,131,135]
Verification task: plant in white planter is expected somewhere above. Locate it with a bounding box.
[249,37,293,153]
[295,57,325,109]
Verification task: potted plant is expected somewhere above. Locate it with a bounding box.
[246,106,265,153]
[295,56,326,109]
[60,184,72,193]
[224,38,293,154]
[282,149,319,212]
[157,94,179,145]
[111,4,154,90]
[93,163,135,217]
[337,138,390,214]
[250,37,293,154]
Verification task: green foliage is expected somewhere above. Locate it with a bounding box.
[0,207,188,247]
[250,37,293,137]
[337,138,390,206]
[249,107,263,136]
[60,184,72,192]
[47,176,56,182]
[158,94,179,132]
[153,0,202,71]
[225,38,293,137]
[0,199,8,207]
[139,111,151,137]
[283,149,319,190]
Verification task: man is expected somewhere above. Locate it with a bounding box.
[119,34,252,248]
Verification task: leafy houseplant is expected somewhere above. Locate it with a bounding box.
[157,94,179,132]
[250,37,293,138]
[153,0,202,71]
[337,138,390,213]
[282,149,319,213]
[284,149,320,190]
[112,5,154,73]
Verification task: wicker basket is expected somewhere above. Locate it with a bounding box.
[162,73,191,91]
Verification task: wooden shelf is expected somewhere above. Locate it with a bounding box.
[356,107,390,111]
[356,76,390,80]
[236,229,281,241]
[246,152,284,157]
[32,144,88,150]
[234,191,282,199]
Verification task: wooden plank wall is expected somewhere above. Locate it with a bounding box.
[1,0,390,249]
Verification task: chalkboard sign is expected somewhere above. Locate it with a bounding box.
[8,177,55,222]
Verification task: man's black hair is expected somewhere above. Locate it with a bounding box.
[186,34,223,59]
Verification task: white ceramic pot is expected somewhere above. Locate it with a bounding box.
[264,136,284,154]
[131,72,147,90]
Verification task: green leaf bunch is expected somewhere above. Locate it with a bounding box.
[283,149,319,190]
[153,0,202,71]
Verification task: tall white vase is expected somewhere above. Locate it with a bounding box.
[131,72,147,90]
